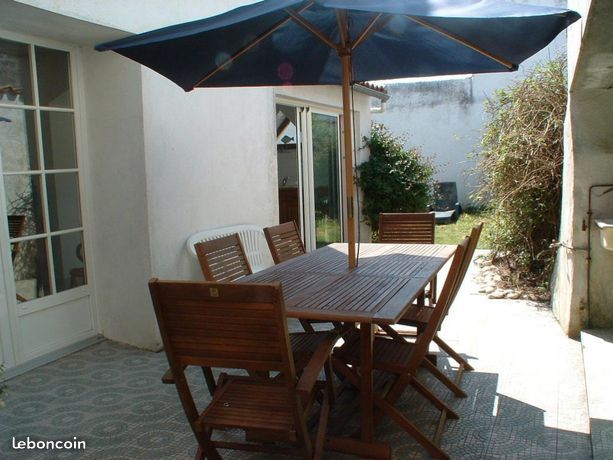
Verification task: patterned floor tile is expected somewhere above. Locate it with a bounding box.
[0,261,595,459]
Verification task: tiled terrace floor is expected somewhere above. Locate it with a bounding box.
[0,258,592,459]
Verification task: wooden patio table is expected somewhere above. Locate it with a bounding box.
[243,242,456,458]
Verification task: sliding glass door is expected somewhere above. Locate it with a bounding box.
[311,112,341,248]
[275,103,342,251]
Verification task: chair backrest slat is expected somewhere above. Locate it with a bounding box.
[379,213,435,244]
[264,221,306,264]
[194,234,252,282]
[149,280,295,375]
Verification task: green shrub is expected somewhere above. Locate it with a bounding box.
[357,123,436,233]
[473,57,567,287]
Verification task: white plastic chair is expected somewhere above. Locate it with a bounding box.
[186,224,275,273]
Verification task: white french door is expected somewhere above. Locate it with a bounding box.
[0,32,96,372]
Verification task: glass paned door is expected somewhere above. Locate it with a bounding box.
[1,38,86,303]
[311,113,341,248]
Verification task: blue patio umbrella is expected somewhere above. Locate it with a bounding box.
[96,0,579,268]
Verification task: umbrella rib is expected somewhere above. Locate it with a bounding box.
[351,13,389,51]
[192,1,315,88]
[336,10,349,49]
[406,15,516,70]
[285,8,339,51]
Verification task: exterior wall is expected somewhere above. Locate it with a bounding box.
[80,49,157,348]
[552,0,613,336]
[372,76,481,205]
[141,74,278,286]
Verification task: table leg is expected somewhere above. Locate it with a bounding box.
[360,323,374,442]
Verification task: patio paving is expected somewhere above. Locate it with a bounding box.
[0,255,592,459]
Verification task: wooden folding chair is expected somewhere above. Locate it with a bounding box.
[179,233,337,399]
[333,238,470,460]
[149,280,336,459]
[161,234,252,391]
[264,221,341,333]
[194,233,252,282]
[264,221,306,264]
[378,213,437,304]
[389,223,484,398]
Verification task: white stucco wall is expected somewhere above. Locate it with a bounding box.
[141,73,278,285]
[80,49,159,348]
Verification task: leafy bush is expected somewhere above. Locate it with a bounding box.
[357,123,436,233]
[473,57,567,287]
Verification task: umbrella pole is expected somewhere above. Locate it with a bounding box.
[340,52,356,269]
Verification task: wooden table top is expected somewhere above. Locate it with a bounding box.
[244,243,456,325]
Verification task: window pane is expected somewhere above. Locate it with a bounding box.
[52,231,86,292]
[40,111,77,169]
[4,174,45,236]
[0,108,39,171]
[46,172,82,231]
[13,237,51,302]
[0,38,33,106]
[35,46,72,108]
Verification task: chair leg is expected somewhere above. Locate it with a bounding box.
[199,427,222,460]
[332,353,360,381]
[421,358,467,398]
[409,378,459,420]
[161,367,175,384]
[433,335,474,371]
[314,391,330,460]
[323,358,336,406]
[416,291,426,307]
[429,276,437,305]
[375,396,450,460]
[295,401,314,460]
[202,367,217,396]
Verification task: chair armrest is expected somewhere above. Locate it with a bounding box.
[296,334,338,397]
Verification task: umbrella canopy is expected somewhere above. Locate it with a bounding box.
[96,0,579,268]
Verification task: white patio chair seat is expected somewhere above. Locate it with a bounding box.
[186,224,274,273]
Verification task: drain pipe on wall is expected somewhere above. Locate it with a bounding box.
[583,184,613,328]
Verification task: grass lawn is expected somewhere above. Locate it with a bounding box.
[435,209,491,249]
